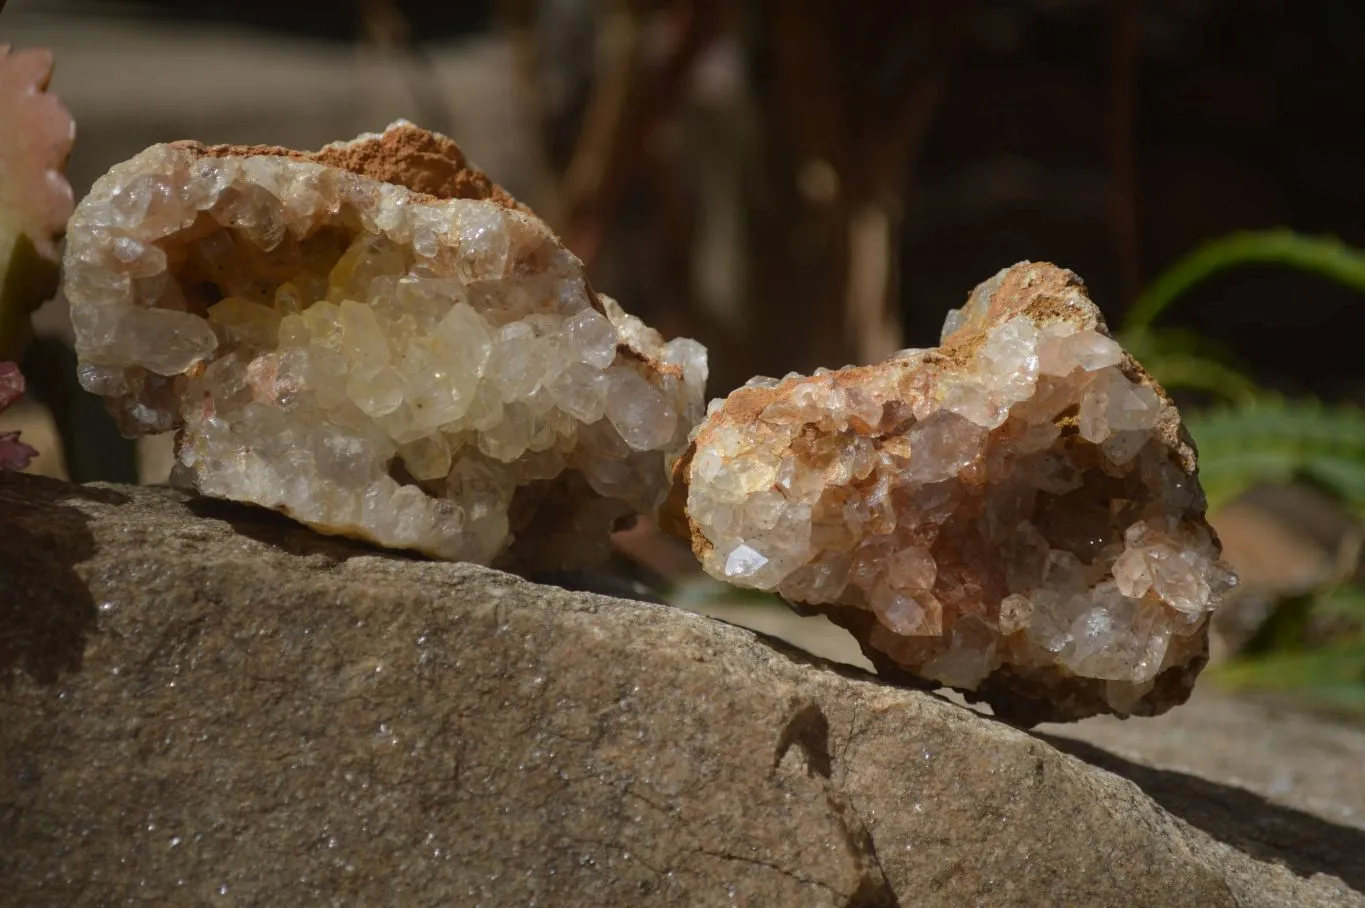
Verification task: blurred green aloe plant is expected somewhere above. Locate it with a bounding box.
[1119,229,1365,708]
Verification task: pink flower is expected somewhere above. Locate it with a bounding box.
[0,361,36,470]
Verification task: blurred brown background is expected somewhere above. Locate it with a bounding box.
[4,0,1365,801]
[8,0,1365,410]
[6,0,1361,604]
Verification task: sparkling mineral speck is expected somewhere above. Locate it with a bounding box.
[672,262,1235,723]
[62,122,707,569]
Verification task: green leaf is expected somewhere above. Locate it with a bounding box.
[1119,326,1247,366]
[1126,229,1365,333]
[1118,327,1259,403]
[1137,353,1260,403]
[1185,397,1365,511]
[1314,587,1365,622]
[1212,644,1365,701]
[1238,591,1317,655]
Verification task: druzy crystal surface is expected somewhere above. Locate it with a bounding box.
[673,263,1234,722]
[62,123,706,567]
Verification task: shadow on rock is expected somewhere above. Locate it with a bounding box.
[183,493,416,563]
[0,475,124,685]
[191,492,676,604]
[1038,732,1365,893]
[528,569,666,604]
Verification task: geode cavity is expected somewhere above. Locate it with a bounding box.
[670,262,1235,723]
[62,122,706,568]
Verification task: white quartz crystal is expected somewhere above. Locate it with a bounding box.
[675,262,1235,722]
[63,124,706,568]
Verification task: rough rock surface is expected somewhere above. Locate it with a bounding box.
[671,262,1234,723]
[1,473,1359,908]
[59,122,706,568]
[1042,688,1365,833]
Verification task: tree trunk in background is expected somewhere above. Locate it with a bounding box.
[739,0,964,381]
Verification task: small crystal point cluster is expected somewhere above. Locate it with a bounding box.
[672,263,1235,723]
[62,122,706,568]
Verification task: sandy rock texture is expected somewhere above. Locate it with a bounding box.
[0,473,1360,907]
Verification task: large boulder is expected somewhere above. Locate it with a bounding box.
[1,472,1361,907]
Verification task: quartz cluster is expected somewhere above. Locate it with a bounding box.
[670,263,1234,722]
[62,122,706,567]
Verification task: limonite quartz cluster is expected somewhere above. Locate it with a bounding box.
[669,263,1235,723]
[62,123,706,568]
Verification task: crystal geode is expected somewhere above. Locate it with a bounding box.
[62,122,706,567]
[668,263,1235,723]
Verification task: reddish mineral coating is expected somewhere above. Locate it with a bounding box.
[175,123,526,210]
[669,262,1235,725]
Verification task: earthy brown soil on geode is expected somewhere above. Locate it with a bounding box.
[669,262,1232,724]
[65,123,707,569]
[173,121,527,210]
